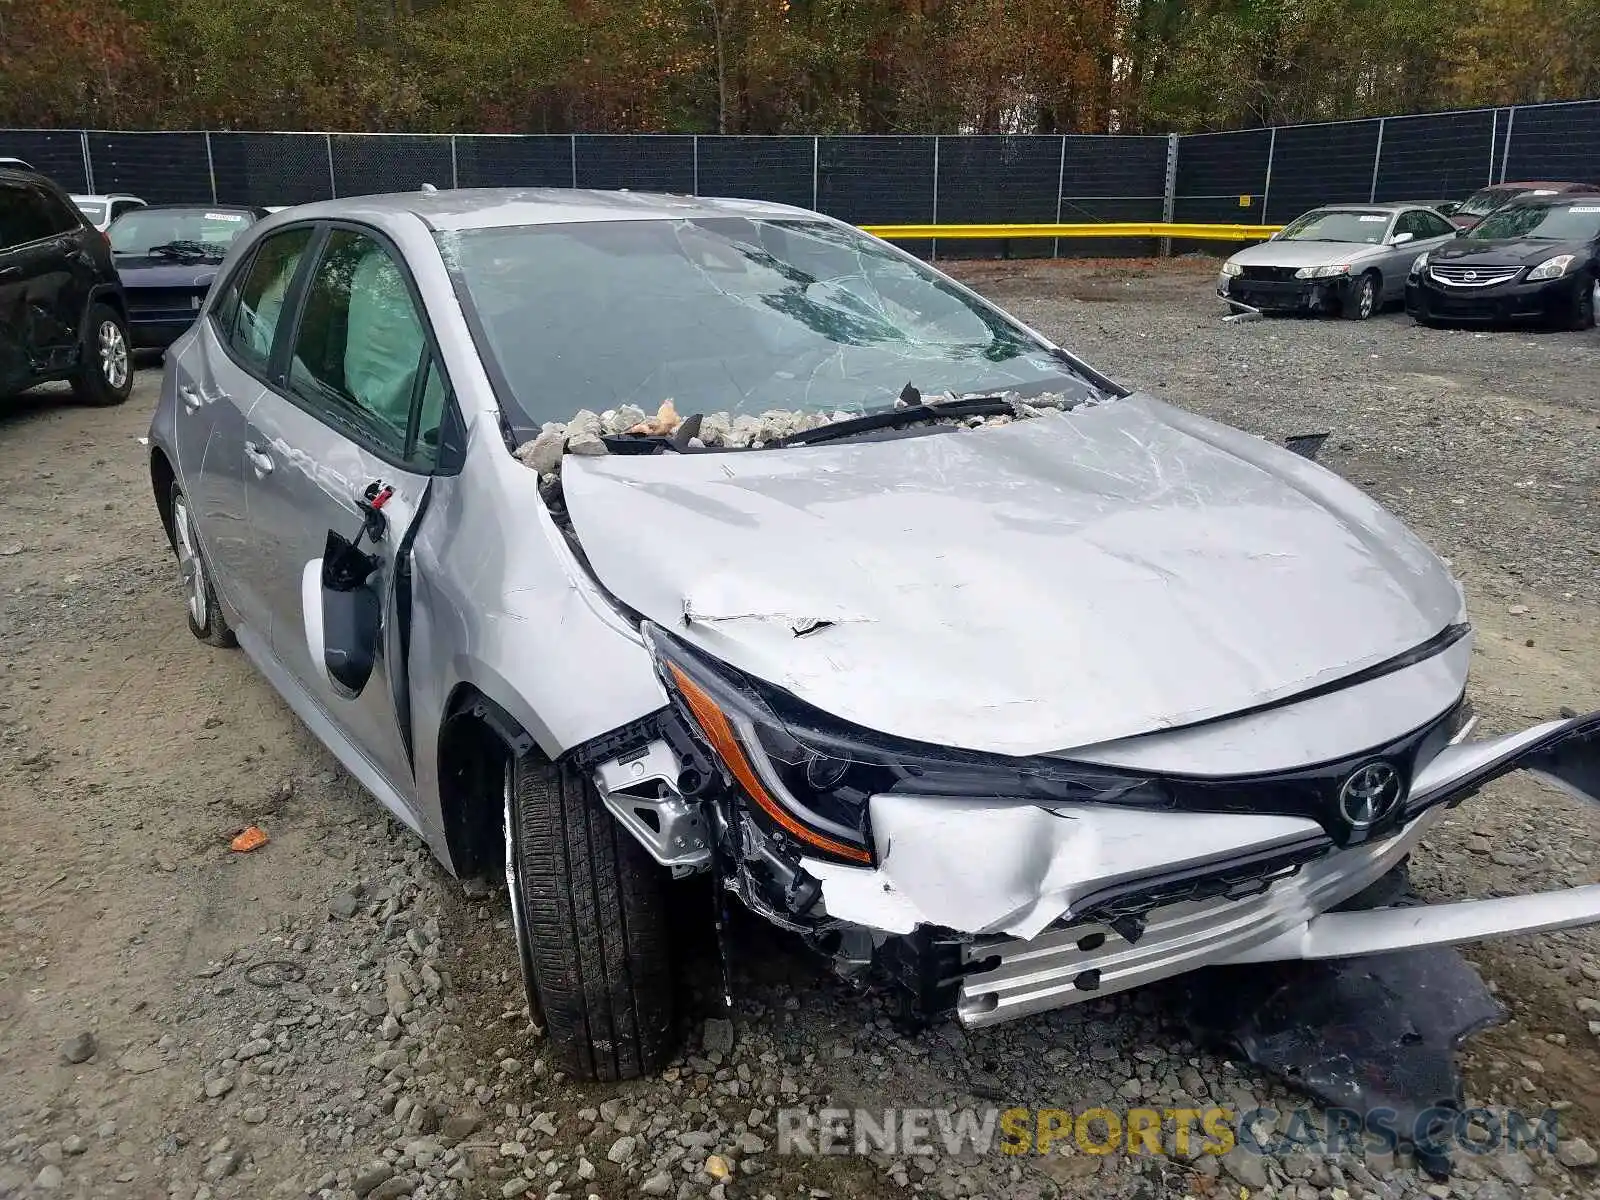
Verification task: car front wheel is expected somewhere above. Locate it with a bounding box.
[1565,276,1597,331]
[71,304,134,406]
[503,751,676,1081]
[1343,273,1379,321]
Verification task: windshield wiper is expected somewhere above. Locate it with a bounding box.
[144,240,216,260]
[776,394,1017,447]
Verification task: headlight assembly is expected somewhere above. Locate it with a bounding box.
[643,623,1173,867]
[1294,263,1351,279]
[1221,262,1244,277]
[1410,252,1430,277]
[1527,254,1575,281]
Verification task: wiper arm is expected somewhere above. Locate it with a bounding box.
[146,240,210,259]
[776,395,1016,447]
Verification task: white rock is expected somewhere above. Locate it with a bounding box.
[566,409,602,438]
[606,405,648,434]
[514,428,566,475]
[606,1135,638,1163]
[566,430,608,456]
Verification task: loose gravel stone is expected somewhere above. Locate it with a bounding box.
[59,1031,96,1064]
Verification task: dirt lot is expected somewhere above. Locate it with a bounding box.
[2,262,1598,1200]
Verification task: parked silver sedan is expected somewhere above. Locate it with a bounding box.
[1218,202,1459,318]
[148,188,1600,1081]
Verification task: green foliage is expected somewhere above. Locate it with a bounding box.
[0,0,1594,132]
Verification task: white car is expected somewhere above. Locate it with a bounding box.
[71,193,148,232]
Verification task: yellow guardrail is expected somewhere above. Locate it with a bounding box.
[860,222,1283,242]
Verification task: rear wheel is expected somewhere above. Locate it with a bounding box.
[503,751,675,1081]
[169,482,236,648]
[1343,272,1379,321]
[70,305,133,406]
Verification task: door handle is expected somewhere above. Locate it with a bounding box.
[179,385,203,412]
[244,442,274,476]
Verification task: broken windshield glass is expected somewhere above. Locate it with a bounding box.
[437,217,1100,429]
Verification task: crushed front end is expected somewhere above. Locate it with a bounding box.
[576,622,1600,1029]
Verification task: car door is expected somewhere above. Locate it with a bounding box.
[1387,210,1456,298]
[242,224,453,802]
[170,224,317,642]
[0,181,41,393]
[0,180,85,379]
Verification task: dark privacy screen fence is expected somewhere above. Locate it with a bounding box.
[4,99,1597,258]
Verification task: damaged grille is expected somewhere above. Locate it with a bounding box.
[1239,265,1302,282]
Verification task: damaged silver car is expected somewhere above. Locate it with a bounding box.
[148,188,1600,1082]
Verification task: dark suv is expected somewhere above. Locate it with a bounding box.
[0,167,132,406]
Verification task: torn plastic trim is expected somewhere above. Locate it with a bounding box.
[800,709,1600,946]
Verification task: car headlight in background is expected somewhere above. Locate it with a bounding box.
[1410,252,1430,277]
[1221,262,1243,277]
[1527,254,1575,281]
[643,623,1173,867]
[1294,263,1351,279]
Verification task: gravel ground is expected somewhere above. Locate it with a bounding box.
[2,263,1598,1200]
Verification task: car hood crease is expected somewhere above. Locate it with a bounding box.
[560,394,1463,757]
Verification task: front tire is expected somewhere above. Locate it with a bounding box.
[1565,276,1597,331]
[169,482,236,647]
[71,305,134,406]
[1343,272,1379,321]
[504,752,675,1081]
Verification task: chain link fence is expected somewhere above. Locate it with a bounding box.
[3,99,1598,258]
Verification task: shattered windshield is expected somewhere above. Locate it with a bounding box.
[1456,187,1528,218]
[437,217,1098,424]
[1469,203,1600,241]
[1277,210,1393,244]
[109,208,253,259]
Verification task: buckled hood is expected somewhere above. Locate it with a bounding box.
[561,395,1464,757]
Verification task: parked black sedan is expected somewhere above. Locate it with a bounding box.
[1405,195,1600,330]
[106,205,268,348]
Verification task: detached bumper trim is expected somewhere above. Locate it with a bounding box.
[956,806,1432,1027]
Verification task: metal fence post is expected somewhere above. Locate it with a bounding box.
[930,135,939,261]
[1160,132,1178,256]
[1054,135,1067,259]
[1500,107,1516,183]
[692,135,700,195]
[325,133,337,199]
[204,131,218,203]
[450,135,459,189]
[570,133,578,188]
[1260,126,1276,222]
[1368,118,1384,202]
[79,131,94,195]
[811,136,819,211]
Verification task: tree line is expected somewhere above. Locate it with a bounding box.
[2,0,1597,135]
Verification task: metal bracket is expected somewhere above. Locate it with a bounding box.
[594,740,711,876]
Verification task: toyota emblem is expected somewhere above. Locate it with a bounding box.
[1339,761,1403,828]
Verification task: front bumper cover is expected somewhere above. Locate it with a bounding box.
[1219,272,1355,313]
[798,711,1600,1027]
[1405,271,1585,323]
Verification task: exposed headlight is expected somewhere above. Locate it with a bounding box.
[1410,252,1430,277]
[644,623,1172,866]
[1294,263,1351,279]
[1527,254,1575,281]
[1221,261,1244,277]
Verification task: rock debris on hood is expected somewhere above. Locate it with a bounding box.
[513,391,1088,483]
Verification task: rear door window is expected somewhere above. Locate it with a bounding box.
[228,226,315,374]
[0,184,55,249]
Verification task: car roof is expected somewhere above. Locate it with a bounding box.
[70,193,144,203]
[1491,181,1597,191]
[1302,202,1426,215]
[1492,192,1600,208]
[258,187,816,234]
[133,202,267,213]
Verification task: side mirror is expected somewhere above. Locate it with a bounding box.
[1390,231,1414,246]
